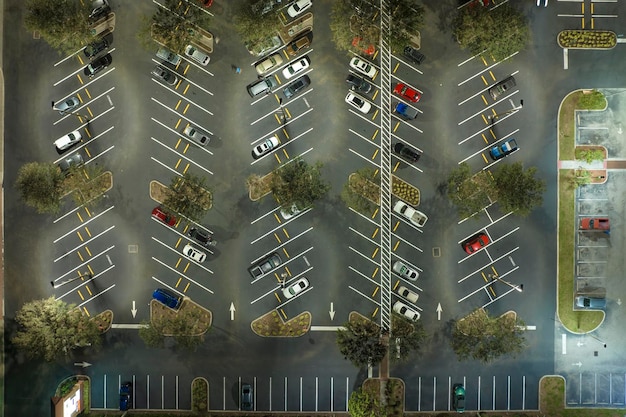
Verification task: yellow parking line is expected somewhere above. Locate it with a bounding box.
[392,161,400,172]
[282,148,289,159]
[82,306,90,316]
[176,277,182,287]
[489,129,496,139]
[491,266,498,276]
[371,109,379,120]
[393,121,400,132]
[86,286,93,296]
[371,207,379,219]
[285,266,292,277]
[183,103,190,114]
[183,163,190,174]
[175,79,182,89]
[274,113,281,124]
[280,309,287,319]
[175,159,182,169]
[482,133,489,144]
[372,228,379,239]
[372,287,379,297]
[393,240,400,251]
[183,282,190,292]
[77,231,84,242]
[481,95,488,105]
[481,114,488,124]
[282,247,289,258]
[77,212,83,222]
[84,89,92,99]
[591,18,594,29]
[175,119,182,129]
[183,64,190,76]
[77,74,84,84]
[87,265,94,275]
[482,153,488,163]
[372,90,379,100]
[274,292,281,302]
[581,17,585,29]
[183,84,190,95]
[77,290,85,301]
[84,227,91,237]
[183,143,190,153]
[481,75,487,85]
[84,126,92,138]
[371,267,378,278]
[175,99,182,110]
[77,55,85,65]
[175,237,182,248]
[183,263,190,273]
[393,220,400,232]
[481,56,487,66]
[489,71,495,81]
[371,247,379,258]
[371,148,379,160]
[274,213,281,223]
[274,153,281,164]
[282,127,290,139]
[77,251,84,261]
[393,280,400,290]
[85,246,92,256]
[283,228,289,238]
[84,207,91,217]
[371,307,379,318]
[274,232,282,243]
[175,258,182,268]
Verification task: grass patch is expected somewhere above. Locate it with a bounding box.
[559,93,578,160]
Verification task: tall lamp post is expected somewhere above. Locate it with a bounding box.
[488,99,523,124]
[52,101,91,122]
[489,274,523,292]
[51,272,93,289]
[277,98,288,124]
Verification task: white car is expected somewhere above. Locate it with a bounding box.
[280,203,303,220]
[182,243,206,263]
[183,125,210,146]
[252,135,280,159]
[349,57,377,79]
[345,92,372,114]
[283,277,309,299]
[397,286,419,304]
[54,130,82,152]
[282,56,310,79]
[393,200,428,227]
[536,0,548,6]
[393,301,420,321]
[184,45,210,66]
[255,53,284,75]
[287,0,312,17]
[392,260,419,281]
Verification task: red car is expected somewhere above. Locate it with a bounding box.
[580,217,610,230]
[463,233,490,254]
[197,0,213,7]
[152,206,177,227]
[393,83,421,103]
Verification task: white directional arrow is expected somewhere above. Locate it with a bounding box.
[577,341,585,347]
[573,362,582,367]
[436,303,442,320]
[74,362,92,368]
[229,302,236,320]
[329,302,335,320]
[131,301,137,318]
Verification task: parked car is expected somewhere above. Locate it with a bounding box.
[241,383,253,411]
[349,57,377,79]
[463,233,490,254]
[393,301,420,321]
[152,288,181,309]
[282,277,310,299]
[287,31,313,55]
[83,53,112,78]
[393,143,420,163]
[280,204,305,220]
[252,135,280,159]
[54,130,82,152]
[55,96,80,114]
[346,73,372,94]
[255,53,284,75]
[488,76,516,100]
[151,65,178,85]
[89,0,110,23]
[392,260,419,281]
[394,102,418,120]
[282,57,310,79]
[287,0,312,17]
[283,75,310,99]
[188,227,214,247]
[580,217,610,230]
[575,296,606,309]
[247,77,278,97]
[182,243,206,263]
[197,0,213,7]
[119,382,132,411]
[345,92,371,114]
[183,125,210,146]
[393,200,428,227]
[83,38,109,59]
[393,82,421,102]
[184,45,210,66]
[156,47,182,66]
[58,153,84,174]
[452,384,466,413]
[248,252,282,278]
[489,138,518,160]
[403,46,425,65]
[151,206,177,227]
[397,286,419,303]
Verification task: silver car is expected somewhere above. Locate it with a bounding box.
[184,45,210,66]
[183,125,210,146]
[392,260,419,281]
[54,96,80,115]
[156,47,182,66]
[151,65,178,85]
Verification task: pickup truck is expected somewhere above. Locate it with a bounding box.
[393,201,428,227]
[394,102,418,120]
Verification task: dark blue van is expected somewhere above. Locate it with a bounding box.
[153,288,181,309]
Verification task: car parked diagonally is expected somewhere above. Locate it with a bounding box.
[282,277,309,299]
[54,130,82,153]
[183,125,210,146]
[248,252,282,278]
[255,53,284,75]
[287,30,313,55]
[151,206,177,227]
[393,143,420,163]
[488,75,516,100]
[396,286,419,303]
[393,82,421,102]
[252,135,280,159]
[58,153,84,174]
[349,57,377,79]
[83,38,109,59]
[182,243,206,263]
[83,53,112,78]
[393,301,420,321]
[188,227,215,247]
[287,0,312,18]
[152,288,181,309]
[462,233,490,254]
[151,65,178,85]
[283,75,310,99]
[282,56,310,79]
[184,45,210,66]
[489,138,518,160]
[345,92,371,114]
[346,73,372,94]
[156,47,182,66]
[54,96,80,115]
[392,260,419,281]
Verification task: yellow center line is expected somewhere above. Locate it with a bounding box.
[372,228,379,239]
[282,228,290,238]
[77,231,84,242]
[372,287,379,297]
[393,240,400,251]
[274,232,282,243]
[77,212,84,222]
[183,282,190,292]
[371,307,379,318]
[371,267,379,278]
[77,290,85,300]
[371,247,379,258]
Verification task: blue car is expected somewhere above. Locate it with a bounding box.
[489,138,518,160]
[119,382,132,411]
[153,288,181,309]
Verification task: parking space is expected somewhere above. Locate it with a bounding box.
[565,372,626,407]
[556,0,619,31]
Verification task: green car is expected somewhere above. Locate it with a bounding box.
[453,384,466,413]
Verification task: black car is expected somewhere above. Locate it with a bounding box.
[83,53,112,78]
[283,75,310,99]
[188,227,214,248]
[346,73,372,94]
[151,65,178,86]
[83,38,109,59]
[248,252,282,278]
[403,46,425,65]
[488,75,516,100]
[89,0,111,23]
[393,143,420,163]
[241,383,253,411]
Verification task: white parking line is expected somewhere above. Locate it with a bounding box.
[250,106,314,130]
[150,103,215,135]
[151,95,212,121]
[458,248,520,284]
[391,114,423,133]
[346,108,382,128]
[151,258,215,294]
[459,128,519,164]
[53,205,115,238]
[150,118,214,155]
[348,206,381,227]
[53,125,116,164]
[250,128,313,165]
[457,53,519,86]
[251,206,282,225]
[151,61,214,96]
[349,226,380,247]
[348,246,380,267]
[458,229,519,266]
[250,266,313,305]
[348,148,380,167]
[54,65,116,87]
[392,132,423,153]
[391,213,424,234]
[348,265,382,288]
[391,232,423,252]
[151,236,214,273]
[348,284,382,305]
[53,245,115,282]
[55,264,115,299]
[393,57,423,75]
[458,89,520,127]
[86,145,115,165]
[250,247,314,285]
[54,225,116,262]
[250,219,312,243]
[54,86,116,125]
[149,136,214,174]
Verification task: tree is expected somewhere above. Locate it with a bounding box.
[148,0,211,53]
[61,163,108,208]
[337,319,386,367]
[386,0,424,53]
[270,158,330,213]
[163,172,212,222]
[453,3,529,61]
[139,309,206,351]
[341,167,380,215]
[450,308,525,363]
[446,162,492,219]
[330,0,356,52]
[15,162,65,214]
[348,387,385,417]
[390,314,427,362]
[492,162,546,217]
[12,297,102,361]
[234,1,282,55]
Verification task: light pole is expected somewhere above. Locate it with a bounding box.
[51,101,91,123]
[488,99,523,124]
[277,98,288,124]
[586,332,607,348]
[51,272,93,289]
[489,274,523,292]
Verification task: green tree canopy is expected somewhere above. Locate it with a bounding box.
[139,308,207,351]
[148,0,211,53]
[163,172,213,223]
[390,314,427,362]
[337,319,386,367]
[492,162,546,217]
[12,297,102,361]
[271,158,330,213]
[234,1,281,54]
[446,162,492,219]
[25,0,94,54]
[453,3,530,61]
[450,308,526,363]
[348,387,385,417]
[15,162,65,214]
[386,0,424,53]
